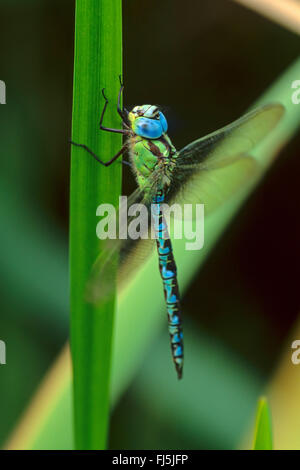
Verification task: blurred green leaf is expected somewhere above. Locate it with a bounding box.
[0,182,68,329]
[253,397,273,450]
[127,320,262,450]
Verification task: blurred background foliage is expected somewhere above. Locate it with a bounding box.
[0,0,300,449]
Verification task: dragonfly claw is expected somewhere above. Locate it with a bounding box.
[119,74,124,87]
[101,88,108,102]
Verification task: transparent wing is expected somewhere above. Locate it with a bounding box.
[87,176,161,303]
[166,104,284,214]
[168,154,259,215]
[177,104,284,166]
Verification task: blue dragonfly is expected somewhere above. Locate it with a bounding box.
[71,80,284,379]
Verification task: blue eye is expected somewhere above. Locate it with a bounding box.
[134,117,163,139]
[158,111,168,133]
[133,111,169,139]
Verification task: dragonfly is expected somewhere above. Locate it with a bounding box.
[71,79,284,379]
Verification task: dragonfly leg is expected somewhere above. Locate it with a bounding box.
[117,75,130,127]
[70,141,127,167]
[99,88,129,135]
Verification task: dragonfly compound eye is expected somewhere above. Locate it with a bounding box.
[158,111,168,133]
[134,117,164,139]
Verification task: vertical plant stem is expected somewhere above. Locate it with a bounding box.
[70,0,122,449]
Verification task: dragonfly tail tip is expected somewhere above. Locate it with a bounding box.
[176,366,183,380]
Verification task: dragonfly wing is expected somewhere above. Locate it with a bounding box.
[87,172,164,304]
[167,154,259,215]
[166,104,284,214]
[177,104,284,166]
[87,187,152,303]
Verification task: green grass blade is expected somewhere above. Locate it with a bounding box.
[70,0,122,449]
[253,397,273,450]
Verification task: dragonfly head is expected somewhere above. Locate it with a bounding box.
[128,105,168,139]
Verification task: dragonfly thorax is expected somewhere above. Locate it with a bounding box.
[129,134,177,194]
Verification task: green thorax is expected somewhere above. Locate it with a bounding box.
[129,134,178,194]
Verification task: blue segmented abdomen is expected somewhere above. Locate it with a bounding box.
[152,190,183,379]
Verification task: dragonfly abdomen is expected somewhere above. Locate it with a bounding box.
[152,191,183,379]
